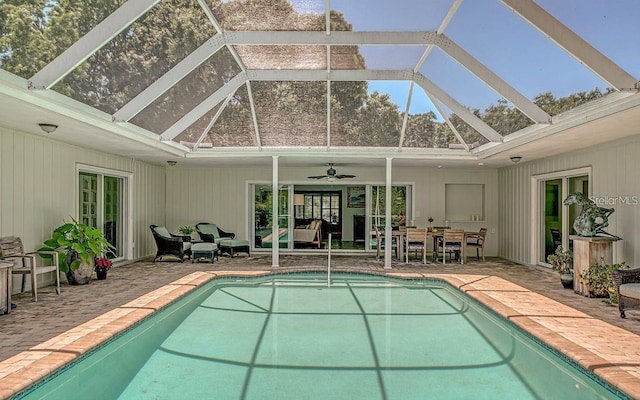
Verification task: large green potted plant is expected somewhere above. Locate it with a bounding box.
[580,259,629,302]
[547,246,574,289]
[40,218,114,285]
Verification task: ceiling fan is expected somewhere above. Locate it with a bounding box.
[308,163,356,181]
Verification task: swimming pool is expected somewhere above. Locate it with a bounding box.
[17,273,625,399]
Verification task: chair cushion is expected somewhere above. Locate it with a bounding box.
[198,224,219,236]
[191,242,217,252]
[219,239,250,247]
[620,283,640,299]
[154,226,172,238]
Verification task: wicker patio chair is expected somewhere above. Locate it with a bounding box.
[195,223,235,244]
[612,267,640,318]
[150,225,192,262]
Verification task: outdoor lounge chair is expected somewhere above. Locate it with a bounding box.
[0,236,60,301]
[195,223,235,244]
[196,223,249,256]
[150,225,192,262]
[612,267,640,318]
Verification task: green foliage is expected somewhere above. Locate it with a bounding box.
[0,0,611,147]
[580,259,629,303]
[546,246,573,274]
[177,225,195,236]
[39,217,114,272]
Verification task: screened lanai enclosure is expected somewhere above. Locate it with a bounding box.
[1,0,640,266]
[1,0,638,157]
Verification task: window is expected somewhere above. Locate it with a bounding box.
[298,192,341,223]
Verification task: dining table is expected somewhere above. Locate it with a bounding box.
[382,228,483,263]
[430,229,482,263]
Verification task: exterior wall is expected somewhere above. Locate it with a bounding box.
[498,134,640,266]
[166,164,499,256]
[0,126,165,292]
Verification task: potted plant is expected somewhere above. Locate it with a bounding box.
[580,259,629,302]
[547,246,574,289]
[177,225,195,241]
[94,257,113,280]
[39,217,114,285]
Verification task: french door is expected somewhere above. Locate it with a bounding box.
[78,166,131,260]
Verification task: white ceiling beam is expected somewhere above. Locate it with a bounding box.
[161,72,247,140]
[29,0,160,89]
[501,0,638,91]
[222,31,438,45]
[436,34,551,123]
[413,73,503,143]
[113,36,226,122]
[247,69,415,81]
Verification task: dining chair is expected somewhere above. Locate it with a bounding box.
[375,227,397,260]
[0,236,60,302]
[440,229,466,264]
[466,228,487,262]
[405,228,428,264]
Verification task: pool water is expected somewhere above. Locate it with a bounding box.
[20,274,623,399]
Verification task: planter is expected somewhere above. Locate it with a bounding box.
[96,269,108,280]
[66,257,93,285]
[560,273,574,289]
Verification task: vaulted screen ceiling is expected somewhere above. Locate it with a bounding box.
[1,0,639,164]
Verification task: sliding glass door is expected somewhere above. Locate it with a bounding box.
[79,168,128,260]
[537,169,589,265]
[253,184,292,249]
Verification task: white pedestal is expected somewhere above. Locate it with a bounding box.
[570,235,619,296]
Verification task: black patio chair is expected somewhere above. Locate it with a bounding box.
[150,225,191,262]
[195,222,235,244]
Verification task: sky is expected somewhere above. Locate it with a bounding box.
[290,0,640,118]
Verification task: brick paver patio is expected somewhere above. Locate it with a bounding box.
[1,255,639,398]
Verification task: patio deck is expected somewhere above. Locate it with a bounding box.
[1,255,639,398]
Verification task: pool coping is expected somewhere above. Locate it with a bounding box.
[0,269,639,399]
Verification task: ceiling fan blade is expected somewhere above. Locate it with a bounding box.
[307,175,327,179]
[335,174,356,179]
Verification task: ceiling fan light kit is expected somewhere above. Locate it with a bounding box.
[308,163,356,181]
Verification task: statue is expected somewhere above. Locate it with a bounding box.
[563,192,619,238]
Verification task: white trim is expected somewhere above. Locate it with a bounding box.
[530,166,592,266]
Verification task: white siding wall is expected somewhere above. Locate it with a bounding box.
[0,126,165,293]
[498,134,640,266]
[166,164,499,256]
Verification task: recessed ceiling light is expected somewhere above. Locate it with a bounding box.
[478,162,484,166]
[437,165,443,169]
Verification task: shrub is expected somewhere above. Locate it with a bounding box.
[580,260,629,303]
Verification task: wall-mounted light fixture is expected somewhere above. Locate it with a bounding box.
[510,156,522,163]
[38,123,58,134]
[166,160,177,166]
